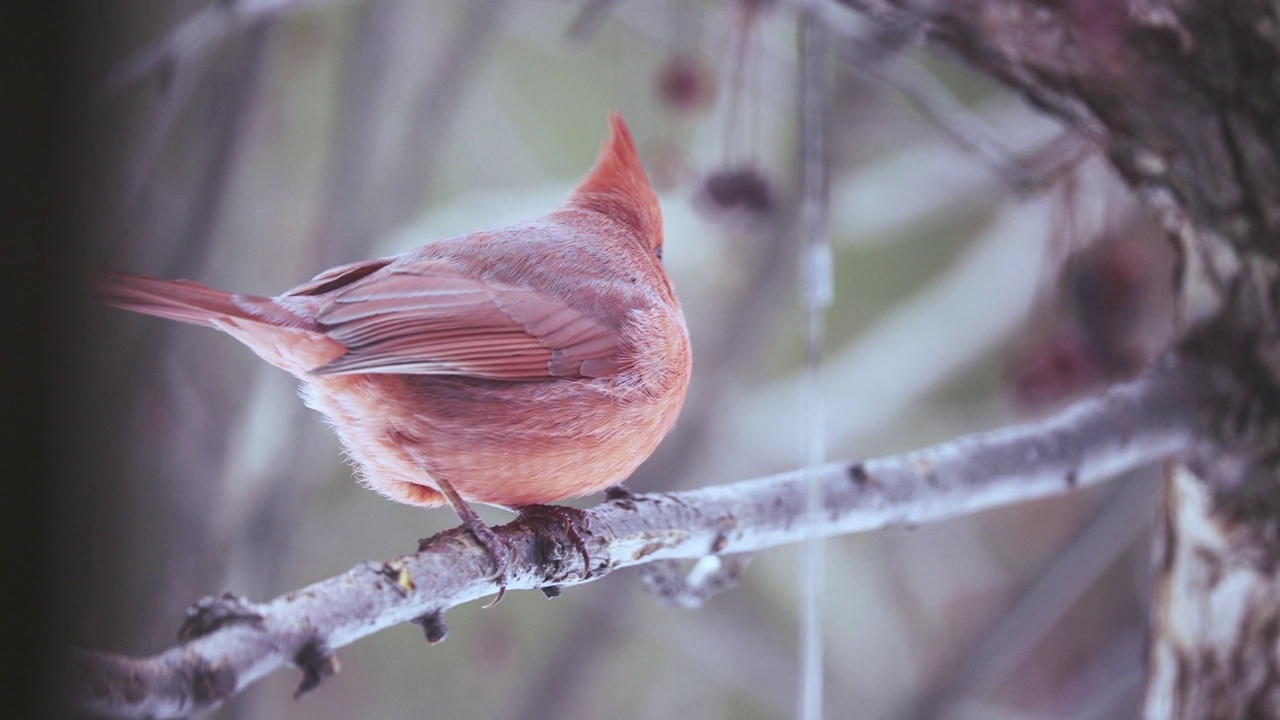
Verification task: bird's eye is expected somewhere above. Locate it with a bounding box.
[655,246,663,260]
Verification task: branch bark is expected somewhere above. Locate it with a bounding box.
[72,352,1203,718]
[1147,463,1280,720]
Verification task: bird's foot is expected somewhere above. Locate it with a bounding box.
[457,511,514,606]
[515,504,593,578]
[427,477,514,606]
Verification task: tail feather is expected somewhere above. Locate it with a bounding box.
[97,271,305,328]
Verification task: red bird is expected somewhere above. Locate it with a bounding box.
[101,113,691,575]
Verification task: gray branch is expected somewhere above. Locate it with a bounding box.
[71,353,1204,718]
[104,0,346,93]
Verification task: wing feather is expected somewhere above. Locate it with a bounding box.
[310,259,624,379]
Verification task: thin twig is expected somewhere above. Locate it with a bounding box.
[797,6,834,720]
[566,0,625,41]
[103,0,343,93]
[71,355,1201,718]
[860,54,1091,194]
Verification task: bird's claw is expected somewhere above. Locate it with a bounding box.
[516,504,593,578]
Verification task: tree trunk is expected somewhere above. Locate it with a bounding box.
[836,0,1280,716]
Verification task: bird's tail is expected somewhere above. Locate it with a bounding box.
[97,271,305,328]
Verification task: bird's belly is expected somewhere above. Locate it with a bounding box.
[302,372,682,508]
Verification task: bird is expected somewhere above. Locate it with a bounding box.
[100,113,692,580]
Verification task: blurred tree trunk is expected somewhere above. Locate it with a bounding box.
[835,0,1280,716]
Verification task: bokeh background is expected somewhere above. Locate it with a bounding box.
[68,1,1175,718]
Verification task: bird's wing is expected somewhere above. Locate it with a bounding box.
[305,258,624,380]
[284,257,394,297]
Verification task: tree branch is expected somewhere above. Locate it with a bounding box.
[71,352,1204,718]
[103,0,344,93]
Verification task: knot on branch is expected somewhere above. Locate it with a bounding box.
[189,658,238,706]
[293,638,340,699]
[178,592,264,642]
[377,560,416,595]
[639,553,753,609]
[410,610,449,645]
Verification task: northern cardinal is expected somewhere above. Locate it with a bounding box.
[101,113,691,578]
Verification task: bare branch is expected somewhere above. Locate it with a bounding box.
[640,553,755,609]
[71,354,1202,718]
[863,55,1092,193]
[103,0,344,93]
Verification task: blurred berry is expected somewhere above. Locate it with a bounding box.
[698,168,774,217]
[656,55,716,114]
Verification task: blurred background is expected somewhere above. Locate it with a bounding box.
[65,1,1176,718]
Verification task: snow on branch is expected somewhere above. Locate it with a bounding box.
[70,354,1203,718]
